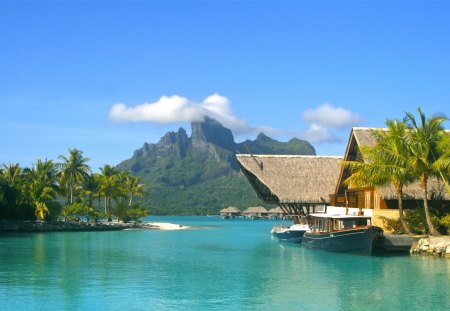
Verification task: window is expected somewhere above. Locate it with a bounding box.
[365,191,371,209]
[374,192,380,209]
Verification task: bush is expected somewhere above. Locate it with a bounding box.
[438,214,450,235]
[126,208,149,221]
[403,208,428,235]
[377,216,405,234]
[62,203,104,222]
[114,202,148,222]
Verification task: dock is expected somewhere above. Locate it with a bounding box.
[379,233,423,252]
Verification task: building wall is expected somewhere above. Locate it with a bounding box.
[372,209,400,232]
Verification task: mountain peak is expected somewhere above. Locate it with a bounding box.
[191,116,236,151]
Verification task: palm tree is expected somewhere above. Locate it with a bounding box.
[343,119,415,234]
[1,163,22,185]
[81,173,101,208]
[59,148,91,204]
[0,163,25,205]
[0,163,28,219]
[124,174,145,207]
[99,164,119,221]
[435,130,450,193]
[23,159,59,220]
[405,107,447,236]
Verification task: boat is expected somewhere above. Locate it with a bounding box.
[271,217,310,243]
[302,213,383,255]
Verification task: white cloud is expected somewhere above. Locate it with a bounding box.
[109,96,361,146]
[109,95,203,124]
[109,93,276,137]
[300,103,362,143]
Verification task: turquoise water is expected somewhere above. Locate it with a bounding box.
[1,216,449,311]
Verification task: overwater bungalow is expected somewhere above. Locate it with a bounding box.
[331,128,450,220]
[236,155,343,223]
[220,206,242,219]
[268,206,285,219]
[242,206,269,219]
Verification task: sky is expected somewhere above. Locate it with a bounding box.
[1,0,450,171]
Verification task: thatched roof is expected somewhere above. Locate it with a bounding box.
[340,127,450,200]
[243,206,268,214]
[268,207,285,214]
[237,155,343,204]
[220,206,241,213]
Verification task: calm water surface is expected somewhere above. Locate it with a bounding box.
[1,216,449,310]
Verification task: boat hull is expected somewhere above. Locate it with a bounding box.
[302,227,376,255]
[274,230,306,243]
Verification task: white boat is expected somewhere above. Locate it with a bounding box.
[272,222,310,243]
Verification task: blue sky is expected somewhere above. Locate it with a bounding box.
[1,1,449,171]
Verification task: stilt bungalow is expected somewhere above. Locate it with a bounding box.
[268,207,285,219]
[236,155,343,223]
[220,206,242,219]
[242,206,269,219]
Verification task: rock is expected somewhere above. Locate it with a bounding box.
[412,237,450,258]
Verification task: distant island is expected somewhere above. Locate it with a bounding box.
[117,117,315,215]
[0,117,315,224]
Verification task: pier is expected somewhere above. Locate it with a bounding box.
[379,234,423,252]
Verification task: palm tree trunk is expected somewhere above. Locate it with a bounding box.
[129,193,133,208]
[69,177,73,204]
[107,197,112,222]
[70,187,73,204]
[397,188,412,234]
[421,176,441,236]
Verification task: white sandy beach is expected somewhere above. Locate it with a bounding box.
[147,222,190,230]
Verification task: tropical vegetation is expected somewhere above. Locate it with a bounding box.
[0,149,147,223]
[344,108,450,235]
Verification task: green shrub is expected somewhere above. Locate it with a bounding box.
[126,208,149,221]
[377,216,405,234]
[403,208,428,234]
[114,202,148,222]
[438,214,450,235]
[62,203,101,222]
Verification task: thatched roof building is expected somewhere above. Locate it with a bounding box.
[268,206,285,219]
[333,127,450,209]
[236,155,343,217]
[219,206,242,218]
[237,155,342,204]
[268,206,284,215]
[242,206,269,219]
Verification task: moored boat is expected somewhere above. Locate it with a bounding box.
[272,223,310,243]
[302,213,383,255]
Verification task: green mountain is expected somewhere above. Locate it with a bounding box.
[117,117,315,215]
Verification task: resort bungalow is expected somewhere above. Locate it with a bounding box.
[242,206,269,219]
[268,207,285,219]
[331,128,450,222]
[330,127,450,227]
[236,155,343,223]
[220,206,242,219]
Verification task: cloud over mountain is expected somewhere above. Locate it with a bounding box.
[109,93,277,137]
[109,95,361,145]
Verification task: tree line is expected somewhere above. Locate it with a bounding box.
[344,108,450,236]
[0,148,147,222]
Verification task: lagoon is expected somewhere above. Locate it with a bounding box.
[1,216,449,310]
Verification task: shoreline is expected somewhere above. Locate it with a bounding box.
[0,220,189,233]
